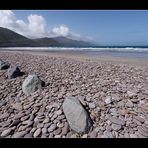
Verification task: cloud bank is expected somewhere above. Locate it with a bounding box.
[0,10,92,41]
[0,10,47,38]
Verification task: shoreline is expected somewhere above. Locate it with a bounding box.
[0,49,148,67]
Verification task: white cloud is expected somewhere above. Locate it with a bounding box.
[52,25,69,36]
[50,25,85,41]
[27,14,46,38]
[67,32,81,40]
[0,10,16,29]
[0,10,93,41]
[0,10,47,38]
[51,26,93,42]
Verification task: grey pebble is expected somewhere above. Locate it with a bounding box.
[42,127,47,134]
[134,116,145,123]
[1,128,13,137]
[57,115,65,120]
[0,113,10,120]
[89,130,97,138]
[137,126,148,137]
[124,133,130,138]
[49,133,54,138]
[111,123,122,131]
[61,123,69,136]
[70,134,78,138]
[13,131,28,138]
[33,128,41,138]
[104,131,113,138]
[55,110,62,115]
[53,128,62,135]
[48,124,57,132]
[130,134,138,138]
[44,123,52,128]
[24,133,33,138]
[89,102,95,109]
[54,135,62,138]
[109,116,125,126]
[9,119,20,127]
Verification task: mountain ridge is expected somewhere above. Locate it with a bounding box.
[0,27,94,47]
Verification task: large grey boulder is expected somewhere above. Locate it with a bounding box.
[0,60,9,70]
[7,65,21,79]
[22,75,44,95]
[63,96,93,133]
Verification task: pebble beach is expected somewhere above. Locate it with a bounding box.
[0,50,148,138]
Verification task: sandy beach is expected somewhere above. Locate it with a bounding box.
[0,50,148,138]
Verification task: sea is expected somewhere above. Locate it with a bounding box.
[1,46,148,60]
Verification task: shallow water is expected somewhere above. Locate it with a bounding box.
[1,47,148,60]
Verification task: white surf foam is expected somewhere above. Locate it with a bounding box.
[1,47,148,52]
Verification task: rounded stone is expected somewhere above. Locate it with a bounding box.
[55,110,62,115]
[0,60,9,70]
[105,96,112,105]
[47,124,57,132]
[24,133,33,138]
[42,127,47,134]
[7,65,21,79]
[89,130,97,138]
[1,128,13,137]
[13,131,28,138]
[54,135,62,138]
[70,134,78,138]
[22,75,44,95]
[63,96,93,133]
[111,124,122,131]
[89,102,96,109]
[130,134,138,138]
[61,123,69,136]
[33,128,41,138]
[53,128,62,135]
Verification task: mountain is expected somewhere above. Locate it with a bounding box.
[0,27,94,47]
[33,36,93,47]
[52,36,93,47]
[0,27,39,47]
[33,37,59,47]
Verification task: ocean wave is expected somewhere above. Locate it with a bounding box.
[1,47,148,52]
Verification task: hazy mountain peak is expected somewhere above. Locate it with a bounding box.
[0,27,94,47]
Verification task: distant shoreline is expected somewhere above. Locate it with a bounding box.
[0,49,148,67]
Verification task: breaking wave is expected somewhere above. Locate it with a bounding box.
[1,47,148,52]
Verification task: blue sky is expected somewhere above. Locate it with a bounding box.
[2,10,148,46]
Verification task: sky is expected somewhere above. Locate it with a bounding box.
[0,10,148,46]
